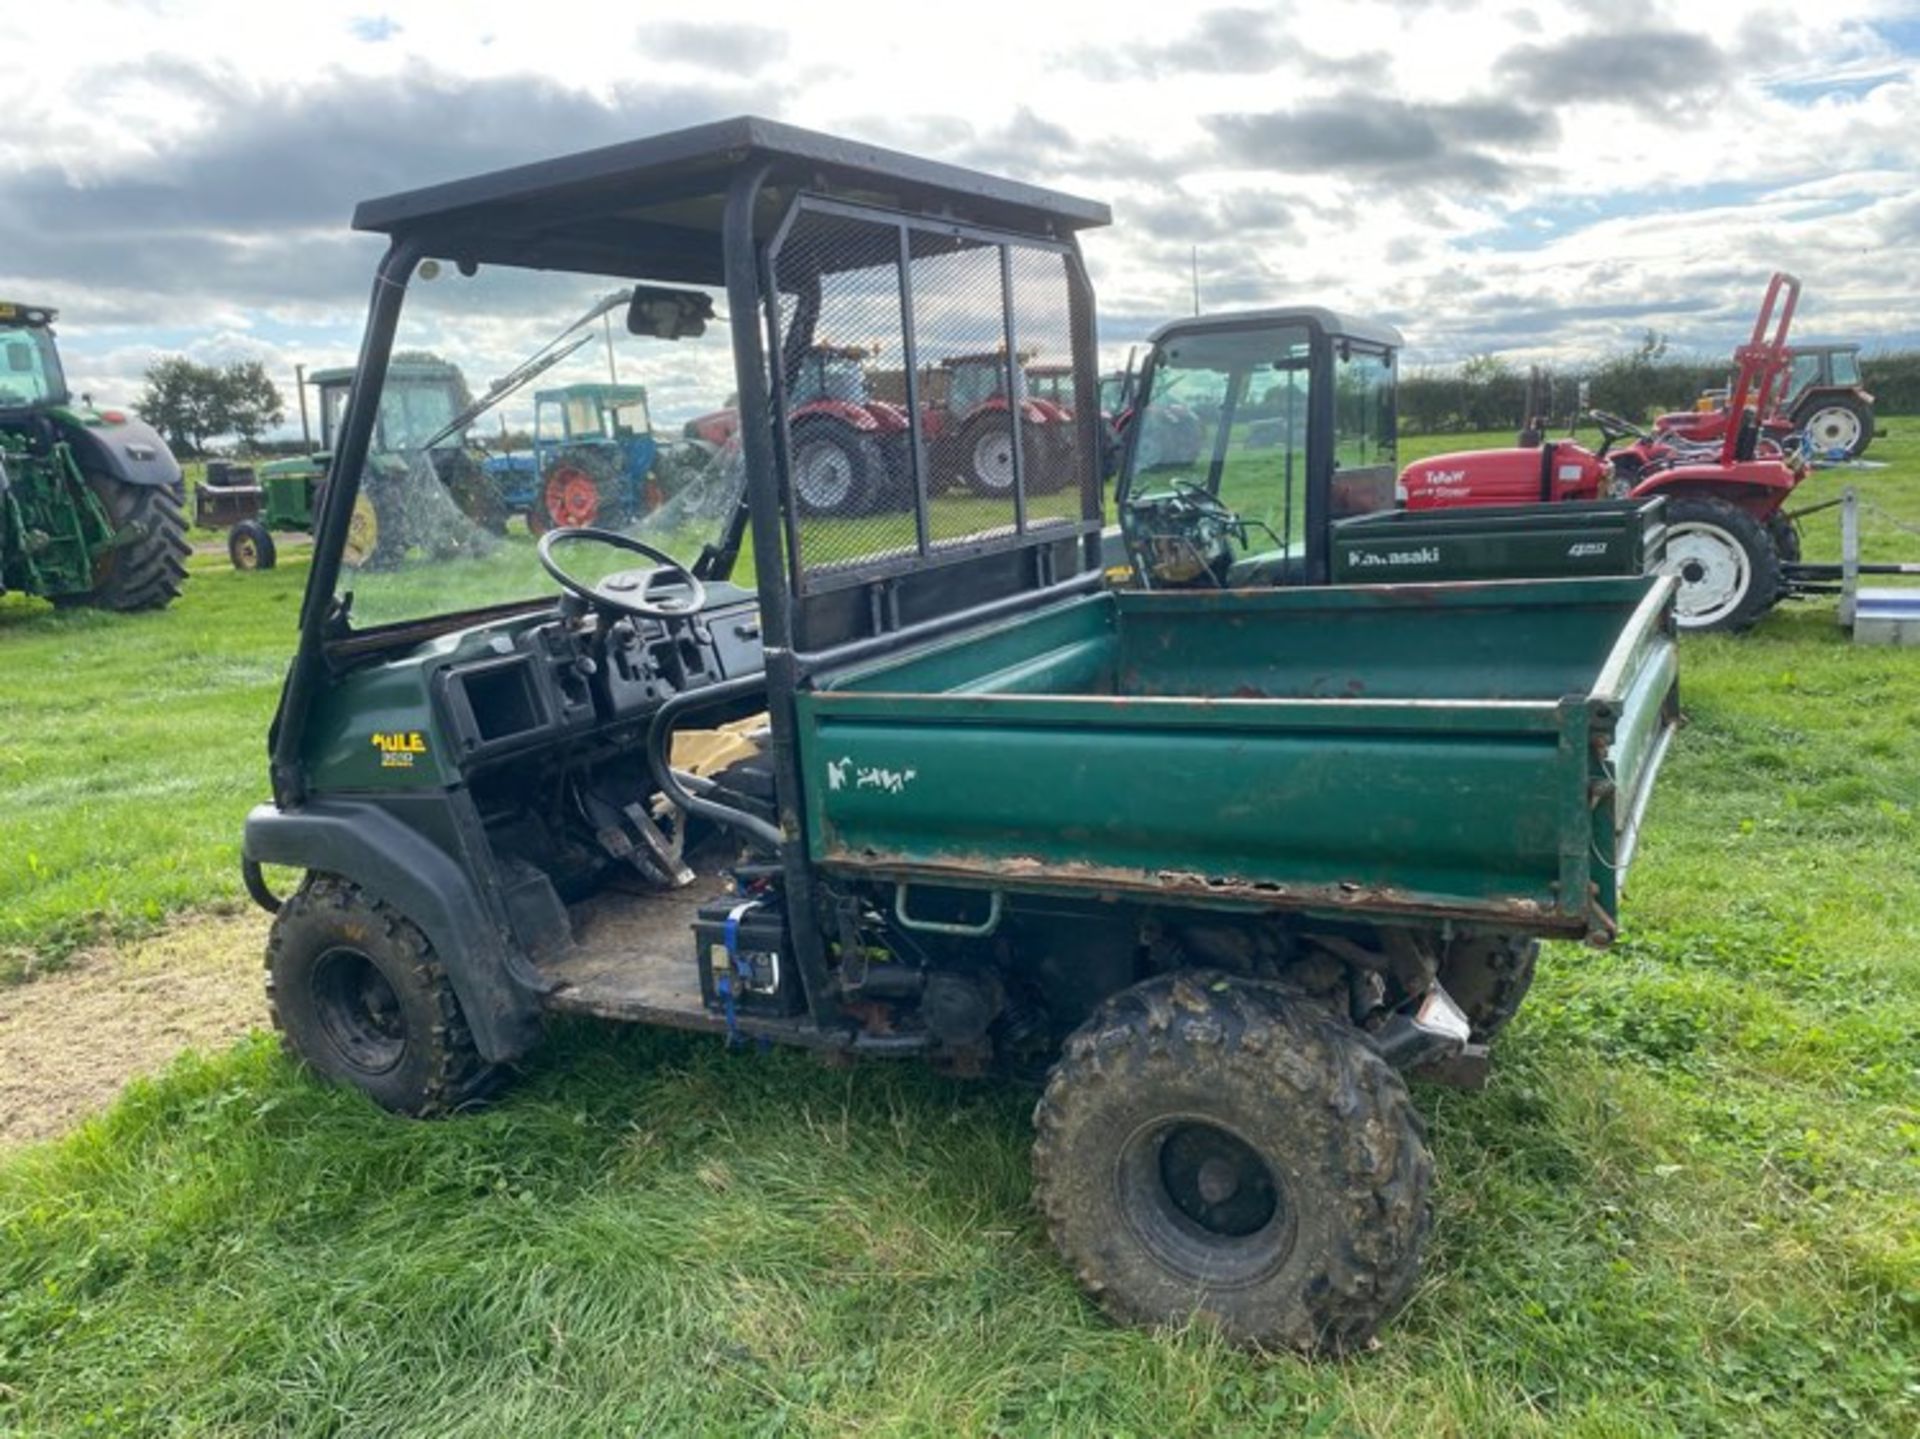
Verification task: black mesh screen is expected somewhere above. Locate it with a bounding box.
[767,200,1091,594]
[771,210,916,574]
[1009,245,1084,531]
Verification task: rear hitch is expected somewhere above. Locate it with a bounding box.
[1368,982,1471,1072]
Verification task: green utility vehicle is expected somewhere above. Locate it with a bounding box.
[1114,308,1669,590]
[242,118,1680,1353]
[0,301,189,609]
[226,360,500,570]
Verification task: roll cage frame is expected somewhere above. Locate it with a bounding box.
[269,116,1111,1029]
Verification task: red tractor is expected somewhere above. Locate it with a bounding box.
[1401,273,1808,632]
[682,344,909,516]
[924,351,1076,496]
[1657,344,1878,462]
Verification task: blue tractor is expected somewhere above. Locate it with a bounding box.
[526,382,660,531]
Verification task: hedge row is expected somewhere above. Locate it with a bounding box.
[1399,349,1920,435]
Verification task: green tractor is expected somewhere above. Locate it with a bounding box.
[0,301,190,610]
[225,359,503,571]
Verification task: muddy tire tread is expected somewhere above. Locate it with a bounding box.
[1031,971,1431,1353]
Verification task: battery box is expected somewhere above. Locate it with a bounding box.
[694,898,803,1017]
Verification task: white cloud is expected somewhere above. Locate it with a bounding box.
[0,0,1913,434]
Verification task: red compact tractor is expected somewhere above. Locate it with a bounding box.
[1401,274,1809,632]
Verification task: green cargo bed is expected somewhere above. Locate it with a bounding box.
[796,576,1679,942]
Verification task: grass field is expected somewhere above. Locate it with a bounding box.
[1,429,1917,1434]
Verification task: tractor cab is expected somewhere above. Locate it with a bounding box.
[0,303,68,411]
[315,361,469,454]
[245,359,501,565]
[789,345,877,406]
[1114,308,1398,588]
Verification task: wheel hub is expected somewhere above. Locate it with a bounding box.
[545,468,600,527]
[973,429,1016,491]
[1666,521,1752,626]
[310,947,407,1075]
[1116,1114,1295,1287]
[1806,405,1861,453]
[795,441,854,509]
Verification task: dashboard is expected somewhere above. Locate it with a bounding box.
[434,575,765,769]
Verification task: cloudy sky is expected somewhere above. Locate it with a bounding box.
[4,0,1917,432]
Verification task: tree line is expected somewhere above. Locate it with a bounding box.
[134,357,285,455]
[1399,334,1920,436]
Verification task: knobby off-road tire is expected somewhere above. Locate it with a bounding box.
[1032,972,1432,1353]
[266,876,499,1116]
[1438,934,1539,1043]
[1663,494,1780,633]
[69,474,190,611]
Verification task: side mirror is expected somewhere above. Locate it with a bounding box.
[5,342,33,373]
[627,286,715,340]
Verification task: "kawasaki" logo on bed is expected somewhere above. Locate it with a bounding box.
[1349,545,1441,570]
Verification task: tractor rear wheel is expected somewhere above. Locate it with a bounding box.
[1438,935,1538,1043]
[267,875,499,1117]
[959,415,1019,498]
[66,475,190,611]
[1032,971,1432,1353]
[1663,495,1780,633]
[790,423,878,517]
[228,519,277,571]
[541,446,623,529]
[1796,395,1872,459]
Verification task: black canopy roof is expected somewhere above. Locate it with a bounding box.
[351,115,1111,285]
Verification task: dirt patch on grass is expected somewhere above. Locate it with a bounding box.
[0,910,269,1147]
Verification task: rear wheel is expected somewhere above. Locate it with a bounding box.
[1032,972,1431,1353]
[959,415,1018,497]
[432,448,510,535]
[1796,395,1872,459]
[1663,495,1780,633]
[73,475,190,611]
[790,423,877,517]
[541,447,622,529]
[267,876,498,1116]
[227,518,277,571]
[1438,935,1538,1042]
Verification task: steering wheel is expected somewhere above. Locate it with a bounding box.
[1583,410,1649,460]
[1169,477,1239,522]
[537,526,707,620]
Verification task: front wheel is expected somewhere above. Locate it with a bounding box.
[1662,495,1781,633]
[266,876,499,1116]
[1032,972,1432,1353]
[228,518,277,571]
